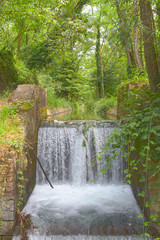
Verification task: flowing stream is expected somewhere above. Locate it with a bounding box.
[13,121,151,240]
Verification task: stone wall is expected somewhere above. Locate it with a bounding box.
[117,83,160,237]
[0,85,46,239]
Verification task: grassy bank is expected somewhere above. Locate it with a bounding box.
[0,102,23,151]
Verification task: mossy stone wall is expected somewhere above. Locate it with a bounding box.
[0,84,46,238]
[117,83,160,237]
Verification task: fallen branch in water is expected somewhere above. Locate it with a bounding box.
[36,155,54,189]
[25,142,54,189]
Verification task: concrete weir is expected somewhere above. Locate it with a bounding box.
[12,120,150,239]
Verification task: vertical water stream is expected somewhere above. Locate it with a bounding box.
[13,121,151,240]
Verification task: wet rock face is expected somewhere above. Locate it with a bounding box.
[0,85,46,237]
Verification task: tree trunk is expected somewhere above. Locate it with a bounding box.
[115,0,132,69]
[95,26,104,98]
[139,27,144,68]
[100,46,104,97]
[17,33,22,58]
[156,2,160,71]
[125,42,131,66]
[140,0,160,92]
[25,33,29,60]
[133,0,142,69]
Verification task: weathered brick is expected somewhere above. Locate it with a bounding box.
[7,177,15,182]
[3,191,14,197]
[6,168,14,174]
[0,220,15,235]
[1,210,15,221]
[6,184,15,192]
[0,85,46,235]
[2,236,13,240]
[6,173,14,178]
[7,163,15,169]
[0,187,6,193]
[0,200,15,211]
[1,195,15,201]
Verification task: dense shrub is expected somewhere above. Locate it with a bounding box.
[86,96,117,118]
[0,50,18,91]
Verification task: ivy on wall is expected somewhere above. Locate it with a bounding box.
[98,85,160,237]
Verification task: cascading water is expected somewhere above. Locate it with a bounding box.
[13,121,151,240]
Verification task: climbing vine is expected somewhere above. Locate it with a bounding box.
[100,85,160,237]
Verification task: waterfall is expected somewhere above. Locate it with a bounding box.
[37,121,123,185]
[13,121,151,240]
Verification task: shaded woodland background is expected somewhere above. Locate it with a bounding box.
[0,0,160,113]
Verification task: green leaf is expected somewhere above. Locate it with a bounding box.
[151,196,157,202]
[127,179,131,184]
[139,176,145,183]
[143,221,150,227]
[155,147,160,152]
[144,233,150,237]
[150,214,158,222]
[138,191,145,197]
[145,202,151,208]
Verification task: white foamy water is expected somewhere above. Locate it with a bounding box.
[12,121,152,240]
[36,122,124,185]
[23,184,139,218]
[13,184,145,238]
[13,235,151,240]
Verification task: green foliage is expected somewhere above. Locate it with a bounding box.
[86,96,117,118]
[0,105,22,146]
[46,87,73,109]
[59,109,102,121]
[102,47,128,95]
[99,85,160,235]
[0,102,29,213]
[0,49,38,92]
[0,89,12,99]
[26,41,53,70]
[0,50,18,91]
[14,60,36,85]
[26,19,88,99]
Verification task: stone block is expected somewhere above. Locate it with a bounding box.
[1,211,15,221]
[6,184,15,192]
[0,187,6,193]
[1,200,15,212]
[0,221,15,235]
[3,192,14,198]
[2,236,13,240]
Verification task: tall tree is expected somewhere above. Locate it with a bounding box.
[140,0,160,91]
[115,0,132,67]
[133,0,142,69]
[95,25,104,98]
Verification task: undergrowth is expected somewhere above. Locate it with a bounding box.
[0,105,23,150]
[86,96,117,118]
[47,87,74,109]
